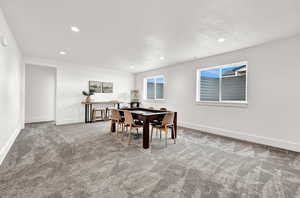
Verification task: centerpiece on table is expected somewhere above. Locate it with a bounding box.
[82,90,95,102]
[131,89,140,103]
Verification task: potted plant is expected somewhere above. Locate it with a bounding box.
[82,90,95,102]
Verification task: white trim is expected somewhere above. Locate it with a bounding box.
[196,61,248,104]
[196,101,248,108]
[0,128,21,165]
[25,117,55,123]
[55,119,83,125]
[178,121,300,153]
[197,61,248,70]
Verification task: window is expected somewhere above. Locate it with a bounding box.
[144,76,165,100]
[196,62,247,103]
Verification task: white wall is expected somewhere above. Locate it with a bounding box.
[56,64,134,125]
[0,8,24,164]
[24,58,135,125]
[25,64,56,123]
[135,35,300,152]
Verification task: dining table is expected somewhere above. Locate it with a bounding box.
[111,108,177,149]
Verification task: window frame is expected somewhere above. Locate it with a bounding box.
[143,75,165,100]
[196,61,248,105]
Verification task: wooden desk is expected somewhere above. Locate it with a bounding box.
[111,108,177,149]
[81,101,120,123]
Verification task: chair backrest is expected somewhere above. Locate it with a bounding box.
[160,107,167,111]
[162,112,174,126]
[124,110,134,126]
[111,109,121,121]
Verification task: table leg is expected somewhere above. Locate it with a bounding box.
[172,112,177,139]
[85,104,88,123]
[89,104,93,123]
[88,104,91,123]
[111,120,116,132]
[143,118,150,149]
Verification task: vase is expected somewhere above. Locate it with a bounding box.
[86,96,91,103]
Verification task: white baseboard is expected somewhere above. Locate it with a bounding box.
[178,121,300,153]
[55,119,83,125]
[25,116,55,123]
[0,128,21,165]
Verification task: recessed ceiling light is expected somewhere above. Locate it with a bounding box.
[59,51,66,55]
[160,56,165,60]
[218,38,225,43]
[70,26,80,32]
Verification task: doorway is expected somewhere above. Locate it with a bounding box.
[25,64,56,123]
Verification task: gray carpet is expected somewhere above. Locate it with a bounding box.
[1,122,300,198]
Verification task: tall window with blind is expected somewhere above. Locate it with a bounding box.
[196,62,247,103]
[144,76,165,100]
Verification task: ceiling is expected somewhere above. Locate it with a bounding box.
[1,0,300,73]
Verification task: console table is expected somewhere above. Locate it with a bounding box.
[81,101,120,123]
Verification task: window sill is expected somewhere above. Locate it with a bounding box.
[196,101,248,108]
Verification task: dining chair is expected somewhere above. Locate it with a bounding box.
[123,110,143,145]
[150,111,176,147]
[111,109,124,136]
[106,102,119,119]
[151,107,167,137]
[92,104,106,122]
